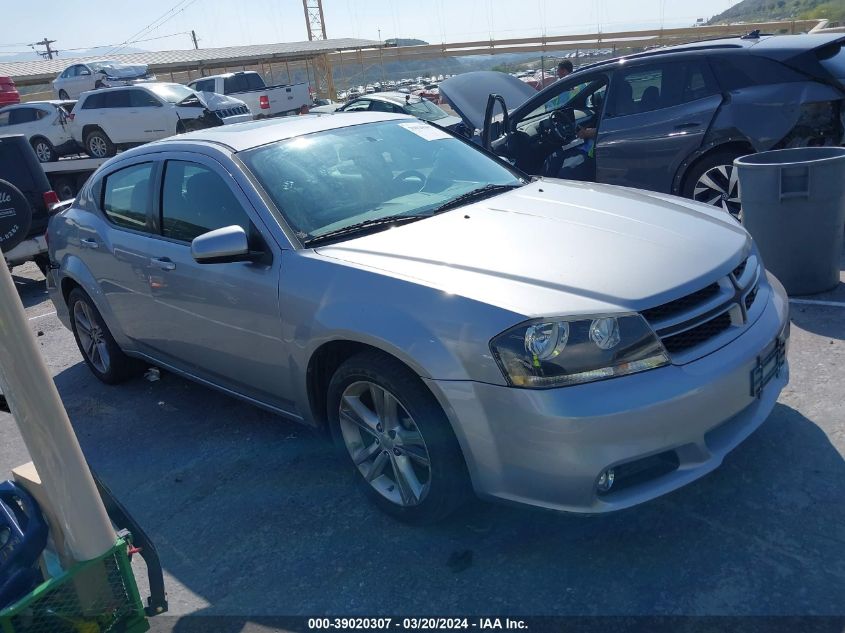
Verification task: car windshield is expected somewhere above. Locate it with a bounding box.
[403,98,449,121]
[241,119,523,242]
[146,83,195,103]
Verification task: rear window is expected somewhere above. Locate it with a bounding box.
[817,42,845,79]
[709,55,808,91]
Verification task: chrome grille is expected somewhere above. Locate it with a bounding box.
[643,254,760,361]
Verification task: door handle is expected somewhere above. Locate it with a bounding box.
[80,238,99,249]
[150,257,175,271]
[674,122,701,130]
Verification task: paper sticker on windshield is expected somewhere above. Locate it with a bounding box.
[399,122,451,141]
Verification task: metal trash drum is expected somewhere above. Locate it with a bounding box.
[735,147,845,295]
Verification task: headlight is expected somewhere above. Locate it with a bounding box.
[490,314,669,388]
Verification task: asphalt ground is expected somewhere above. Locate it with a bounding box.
[1,253,843,623]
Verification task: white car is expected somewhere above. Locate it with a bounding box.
[53,60,155,100]
[0,101,78,162]
[69,83,252,158]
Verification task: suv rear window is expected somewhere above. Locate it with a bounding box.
[709,55,808,91]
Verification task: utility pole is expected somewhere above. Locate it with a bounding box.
[31,37,57,60]
[191,30,199,49]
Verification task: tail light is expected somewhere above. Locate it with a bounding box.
[43,190,60,212]
[299,105,309,115]
[259,95,270,109]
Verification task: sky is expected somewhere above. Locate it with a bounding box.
[4,0,744,58]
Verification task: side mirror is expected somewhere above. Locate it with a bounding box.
[191,225,252,264]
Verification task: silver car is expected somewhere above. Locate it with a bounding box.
[46,112,790,523]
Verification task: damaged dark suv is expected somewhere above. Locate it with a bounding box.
[440,33,845,216]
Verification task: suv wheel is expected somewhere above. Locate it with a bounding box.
[683,150,745,219]
[84,129,116,158]
[327,351,471,524]
[68,288,139,384]
[58,89,69,100]
[31,137,57,163]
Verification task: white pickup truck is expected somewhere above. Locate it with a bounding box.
[187,72,311,118]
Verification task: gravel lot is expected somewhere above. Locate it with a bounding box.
[1,256,844,620]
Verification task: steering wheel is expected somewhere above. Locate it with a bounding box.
[392,170,427,193]
[0,481,48,608]
[548,109,579,144]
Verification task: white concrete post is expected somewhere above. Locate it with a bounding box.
[0,257,115,561]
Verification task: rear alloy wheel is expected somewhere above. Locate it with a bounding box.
[683,151,744,219]
[68,288,139,384]
[328,351,471,523]
[84,129,116,158]
[31,138,57,163]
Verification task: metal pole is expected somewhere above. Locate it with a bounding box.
[0,257,115,562]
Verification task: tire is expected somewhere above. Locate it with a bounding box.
[30,137,57,163]
[327,350,471,524]
[58,89,69,100]
[0,179,32,253]
[67,288,140,384]
[84,128,116,158]
[682,149,745,219]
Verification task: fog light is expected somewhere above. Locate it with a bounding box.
[597,469,615,492]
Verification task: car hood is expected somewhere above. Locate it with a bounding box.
[196,91,248,111]
[316,179,750,317]
[97,63,149,78]
[430,114,462,130]
[439,71,536,130]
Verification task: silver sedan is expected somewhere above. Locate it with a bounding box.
[46,112,789,523]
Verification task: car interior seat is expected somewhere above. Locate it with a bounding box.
[639,86,661,112]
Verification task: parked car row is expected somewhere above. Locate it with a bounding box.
[0,83,251,161]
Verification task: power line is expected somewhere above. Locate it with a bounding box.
[105,0,199,56]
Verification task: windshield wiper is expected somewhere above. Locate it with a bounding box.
[303,214,430,246]
[429,183,523,215]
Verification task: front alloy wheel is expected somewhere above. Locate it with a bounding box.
[327,351,470,523]
[338,380,432,507]
[693,163,741,218]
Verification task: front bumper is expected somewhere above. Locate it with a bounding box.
[426,273,790,514]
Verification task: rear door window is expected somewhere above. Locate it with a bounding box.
[0,112,9,127]
[102,163,155,231]
[223,74,250,94]
[709,55,808,90]
[160,161,251,242]
[8,108,39,125]
[82,93,106,109]
[104,90,131,108]
[130,89,161,107]
[610,61,718,116]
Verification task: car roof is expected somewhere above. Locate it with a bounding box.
[573,32,845,72]
[149,111,415,152]
[78,82,184,98]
